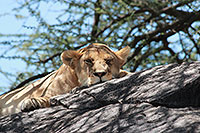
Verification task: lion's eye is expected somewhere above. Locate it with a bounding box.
[84,58,93,65]
[105,59,113,65]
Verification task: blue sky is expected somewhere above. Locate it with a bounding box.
[0,0,64,93]
[0,0,26,93]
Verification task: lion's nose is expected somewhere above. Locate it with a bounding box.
[93,72,107,78]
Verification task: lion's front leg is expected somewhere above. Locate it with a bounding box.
[21,96,50,112]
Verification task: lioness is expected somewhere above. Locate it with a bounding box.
[0,43,130,116]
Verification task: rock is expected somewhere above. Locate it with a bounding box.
[1,62,200,133]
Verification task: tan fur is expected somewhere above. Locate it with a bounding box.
[0,43,131,116]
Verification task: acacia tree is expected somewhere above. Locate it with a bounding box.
[0,0,200,90]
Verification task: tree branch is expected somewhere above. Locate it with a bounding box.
[131,46,165,72]
[91,0,101,40]
[186,29,200,55]
[163,39,182,64]
[160,0,195,19]
[129,10,200,49]
[95,13,132,38]
[36,53,61,64]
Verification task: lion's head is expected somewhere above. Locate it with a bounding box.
[61,43,131,86]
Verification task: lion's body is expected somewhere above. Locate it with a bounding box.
[0,66,77,116]
[0,43,130,116]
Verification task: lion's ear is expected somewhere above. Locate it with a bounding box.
[115,46,131,66]
[61,50,81,69]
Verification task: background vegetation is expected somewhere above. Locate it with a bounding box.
[0,0,200,90]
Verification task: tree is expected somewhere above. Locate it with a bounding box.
[0,0,200,90]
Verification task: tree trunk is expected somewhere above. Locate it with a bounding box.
[1,62,200,132]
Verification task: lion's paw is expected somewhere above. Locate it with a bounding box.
[21,98,40,112]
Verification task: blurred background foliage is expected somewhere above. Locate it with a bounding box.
[0,0,200,90]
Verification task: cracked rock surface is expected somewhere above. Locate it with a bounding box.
[1,62,200,133]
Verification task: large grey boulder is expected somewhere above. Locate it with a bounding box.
[1,62,200,133]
